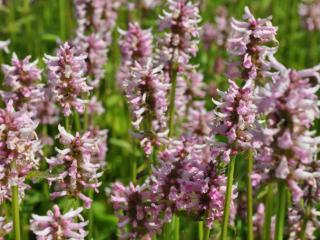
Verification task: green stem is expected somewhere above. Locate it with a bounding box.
[203,224,210,240]
[174,214,179,240]
[65,116,70,132]
[221,156,236,240]
[246,150,253,240]
[12,185,21,240]
[168,63,178,137]
[163,223,171,239]
[263,184,273,240]
[274,180,287,240]
[198,221,203,240]
[88,189,94,240]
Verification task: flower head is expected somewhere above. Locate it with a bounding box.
[0,216,12,239]
[111,182,162,239]
[1,53,43,110]
[0,101,41,203]
[227,7,278,81]
[44,42,92,116]
[299,0,320,31]
[30,205,88,240]
[47,125,104,208]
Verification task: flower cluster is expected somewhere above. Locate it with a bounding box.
[125,59,169,155]
[157,0,201,68]
[0,101,41,203]
[30,205,88,240]
[47,125,105,208]
[117,22,153,85]
[1,53,43,111]
[227,7,278,81]
[0,216,12,239]
[299,0,320,31]
[44,42,92,116]
[111,182,162,240]
[212,79,256,152]
[255,60,320,202]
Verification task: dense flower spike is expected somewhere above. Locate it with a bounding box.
[111,182,162,239]
[30,205,88,240]
[212,79,256,152]
[0,40,10,53]
[299,0,320,31]
[125,59,169,154]
[44,42,92,116]
[47,125,105,208]
[1,53,43,110]
[0,101,41,203]
[227,7,278,81]
[255,59,320,202]
[117,22,153,85]
[0,216,12,239]
[157,0,201,68]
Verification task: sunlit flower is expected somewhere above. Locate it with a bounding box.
[30,205,88,240]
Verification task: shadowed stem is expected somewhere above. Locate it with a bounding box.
[274,180,287,240]
[12,185,21,240]
[246,150,253,240]
[263,183,273,240]
[221,155,236,240]
[203,224,210,240]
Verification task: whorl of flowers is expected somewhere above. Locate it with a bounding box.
[30,205,88,240]
[44,42,92,116]
[117,22,153,85]
[0,216,12,239]
[1,53,43,110]
[150,137,235,227]
[157,0,201,68]
[47,125,104,208]
[0,40,10,54]
[0,101,41,203]
[212,79,257,152]
[299,0,320,31]
[125,59,169,155]
[111,182,162,240]
[202,6,229,49]
[254,59,320,202]
[227,7,278,81]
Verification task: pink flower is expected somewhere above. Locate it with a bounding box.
[0,101,41,203]
[30,205,88,240]
[212,79,257,151]
[1,53,43,111]
[47,125,105,208]
[227,7,278,80]
[111,182,162,239]
[157,0,201,67]
[117,22,153,85]
[44,42,92,116]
